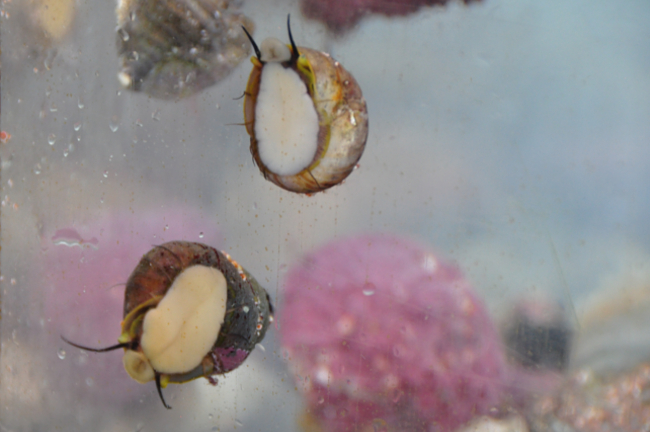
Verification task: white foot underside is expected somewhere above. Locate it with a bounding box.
[138,265,228,375]
[255,63,319,176]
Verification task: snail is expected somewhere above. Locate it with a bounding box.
[62,241,273,409]
[115,0,254,99]
[242,16,369,194]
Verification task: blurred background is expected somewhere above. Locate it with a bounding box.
[2,0,650,430]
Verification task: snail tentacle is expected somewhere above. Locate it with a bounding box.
[241,26,262,62]
[287,14,300,63]
[61,335,133,352]
[155,373,171,410]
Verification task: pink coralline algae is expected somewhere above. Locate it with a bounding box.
[43,208,219,404]
[301,0,481,33]
[279,234,506,432]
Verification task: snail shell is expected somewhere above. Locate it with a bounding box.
[243,19,368,194]
[63,241,273,409]
[116,0,254,99]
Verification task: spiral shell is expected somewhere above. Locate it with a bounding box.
[243,18,368,194]
[116,0,254,99]
[63,241,273,409]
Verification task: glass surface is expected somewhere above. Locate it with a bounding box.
[2,0,650,431]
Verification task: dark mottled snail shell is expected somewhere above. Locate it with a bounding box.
[116,0,254,99]
[242,17,368,194]
[63,241,273,409]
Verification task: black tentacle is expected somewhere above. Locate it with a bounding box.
[61,335,132,352]
[287,14,300,63]
[156,373,172,409]
[241,26,262,62]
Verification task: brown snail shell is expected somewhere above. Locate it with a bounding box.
[242,18,368,194]
[63,241,273,409]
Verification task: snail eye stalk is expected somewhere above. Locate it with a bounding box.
[242,26,262,62]
[61,336,132,352]
[287,14,300,63]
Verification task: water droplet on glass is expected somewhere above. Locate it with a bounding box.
[362,282,376,296]
[211,428,219,432]
[199,232,204,238]
[73,122,81,131]
[392,346,400,357]
[164,224,169,231]
[215,103,220,110]
[422,254,437,273]
[85,377,94,387]
[118,27,130,41]
[152,109,161,121]
[135,422,145,432]
[252,202,258,210]
[44,49,57,70]
[318,396,325,404]
[58,349,66,359]
[64,143,74,157]
[242,306,250,313]
[103,170,109,178]
[78,97,85,109]
[47,133,56,145]
[208,413,213,420]
[234,419,243,427]
[256,343,265,352]
[109,119,119,132]
[7,179,14,188]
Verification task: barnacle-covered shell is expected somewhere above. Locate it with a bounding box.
[116,0,254,99]
[244,41,368,194]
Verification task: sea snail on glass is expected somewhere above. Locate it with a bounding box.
[62,241,273,409]
[242,16,369,194]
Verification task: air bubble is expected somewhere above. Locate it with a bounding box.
[58,349,66,359]
[118,27,130,41]
[362,282,376,296]
[48,134,56,145]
